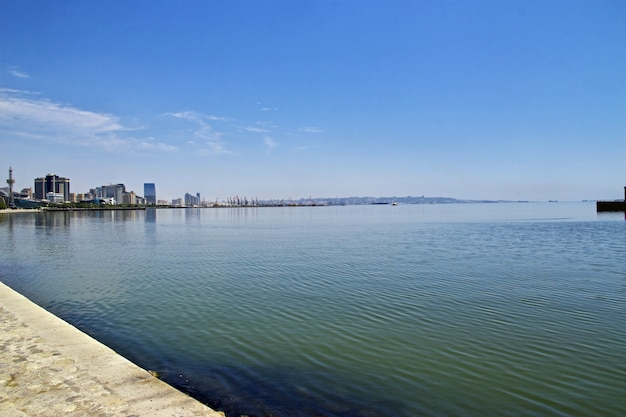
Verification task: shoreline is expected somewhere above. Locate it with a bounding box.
[0,281,224,417]
[0,208,43,214]
[0,207,146,214]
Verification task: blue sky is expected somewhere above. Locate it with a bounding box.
[1,0,624,202]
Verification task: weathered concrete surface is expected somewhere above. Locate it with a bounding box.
[0,281,224,417]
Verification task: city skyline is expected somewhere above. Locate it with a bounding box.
[2,167,220,206]
[1,1,625,202]
[2,165,621,206]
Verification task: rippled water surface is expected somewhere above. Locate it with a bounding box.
[1,203,625,416]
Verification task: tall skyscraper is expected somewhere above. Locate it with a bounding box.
[34,174,70,202]
[144,183,156,205]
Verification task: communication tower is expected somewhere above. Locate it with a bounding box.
[6,167,15,205]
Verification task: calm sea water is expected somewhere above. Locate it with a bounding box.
[1,203,625,417]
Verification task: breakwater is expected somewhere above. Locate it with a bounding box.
[597,186,626,212]
[597,201,626,212]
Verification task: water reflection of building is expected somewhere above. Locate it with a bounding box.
[34,174,70,202]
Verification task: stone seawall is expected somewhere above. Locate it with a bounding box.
[0,281,224,417]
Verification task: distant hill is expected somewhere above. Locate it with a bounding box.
[259,196,511,206]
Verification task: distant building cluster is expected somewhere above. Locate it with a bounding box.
[86,183,144,205]
[0,168,161,208]
[1,167,210,209]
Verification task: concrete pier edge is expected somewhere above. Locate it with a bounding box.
[0,281,224,417]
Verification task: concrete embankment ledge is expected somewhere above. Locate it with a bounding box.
[0,281,224,417]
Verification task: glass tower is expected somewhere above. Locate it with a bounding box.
[144,183,156,205]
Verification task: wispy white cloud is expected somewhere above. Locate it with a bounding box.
[165,110,232,154]
[255,101,277,112]
[198,129,224,142]
[139,138,178,151]
[205,141,233,154]
[165,111,233,123]
[296,145,314,151]
[299,126,323,133]
[0,87,39,95]
[0,93,122,134]
[206,114,234,122]
[243,126,270,133]
[264,136,278,150]
[0,91,175,152]
[256,121,278,129]
[8,68,29,78]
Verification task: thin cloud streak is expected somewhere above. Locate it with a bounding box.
[165,110,231,154]
[165,111,233,123]
[8,69,29,78]
[139,138,177,152]
[0,88,39,95]
[264,136,278,150]
[0,91,175,153]
[243,126,270,133]
[0,95,122,132]
[299,126,323,133]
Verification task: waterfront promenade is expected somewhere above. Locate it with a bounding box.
[0,282,224,417]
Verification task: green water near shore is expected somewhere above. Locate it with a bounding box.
[1,203,625,416]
